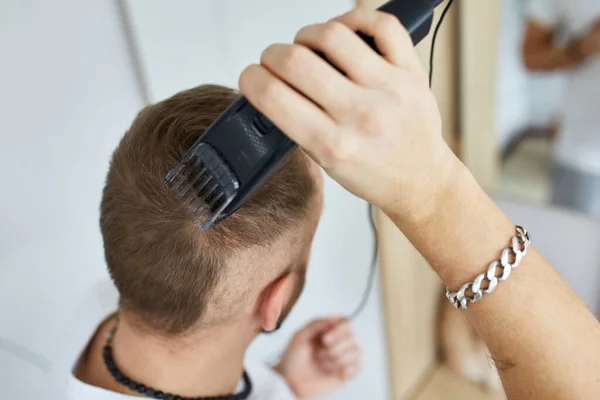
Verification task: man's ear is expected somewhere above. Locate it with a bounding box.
[259,273,293,332]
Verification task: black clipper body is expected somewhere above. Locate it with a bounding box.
[165,0,442,229]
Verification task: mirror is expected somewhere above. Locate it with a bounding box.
[496,0,600,218]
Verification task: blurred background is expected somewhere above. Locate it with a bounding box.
[1,0,599,399]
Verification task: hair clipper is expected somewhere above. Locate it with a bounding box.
[165,0,445,230]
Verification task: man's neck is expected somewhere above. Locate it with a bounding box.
[76,313,255,398]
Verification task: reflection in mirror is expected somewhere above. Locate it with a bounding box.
[436,1,600,399]
[497,0,600,218]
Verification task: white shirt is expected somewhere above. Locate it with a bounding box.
[528,0,600,175]
[57,280,296,400]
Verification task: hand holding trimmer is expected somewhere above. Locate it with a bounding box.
[164,0,445,230]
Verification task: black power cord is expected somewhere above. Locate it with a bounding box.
[430,0,455,87]
[349,204,379,320]
[349,0,455,320]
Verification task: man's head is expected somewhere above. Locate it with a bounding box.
[100,84,323,337]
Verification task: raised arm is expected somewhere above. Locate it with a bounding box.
[522,18,600,71]
[239,7,600,399]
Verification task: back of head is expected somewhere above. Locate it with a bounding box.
[100,85,316,335]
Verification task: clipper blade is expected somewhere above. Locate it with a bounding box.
[164,143,239,230]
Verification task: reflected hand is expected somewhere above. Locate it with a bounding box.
[273,318,361,398]
[578,20,600,58]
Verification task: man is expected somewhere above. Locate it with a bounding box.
[522,0,600,215]
[69,84,360,399]
[70,6,600,400]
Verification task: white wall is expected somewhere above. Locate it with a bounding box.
[0,0,389,399]
[0,0,144,397]
[125,1,390,399]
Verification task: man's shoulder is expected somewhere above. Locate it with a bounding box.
[246,361,296,400]
[53,280,119,397]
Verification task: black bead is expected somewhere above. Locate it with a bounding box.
[146,388,155,397]
[128,381,138,390]
[156,392,165,399]
[122,378,130,385]
[173,397,182,400]
[113,372,123,380]
[165,395,174,400]
[136,384,146,393]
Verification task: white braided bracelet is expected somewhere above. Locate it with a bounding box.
[446,226,531,309]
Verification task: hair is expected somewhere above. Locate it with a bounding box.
[100,85,315,335]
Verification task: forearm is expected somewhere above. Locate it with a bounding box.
[523,41,584,71]
[388,156,600,399]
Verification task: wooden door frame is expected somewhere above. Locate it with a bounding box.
[355,1,460,398]
[459,0,501,189]
[356,0,500,398]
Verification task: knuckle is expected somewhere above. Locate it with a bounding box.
[377,13,400,32]
[257,80,280,109]
[293,25,307,42]
[238,64,261,95]
[356,103,387,133]
[259,44,277,64]
[344,6,364,21]
[281,45,307,73]
[319,142,338,168]
[378,13,411,45]
[330,136,358,164]
[352,5,369,15]
[321,21,345,49]
[238,66,251,91]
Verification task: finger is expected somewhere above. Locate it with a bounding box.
[331,7,423,73]
[318,345,361,366]
[324,335,356,358]
[238,64,337,158]
[341,364,360,380]
[260,43,359,117]
[317,349,361,379]
[321,320,351,346]
[292,317,343,342]
[294,22,395,88]
[334,347,361,367]
[292,319,330,342]
[318,359,340,375]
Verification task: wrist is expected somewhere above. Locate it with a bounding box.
[383,146,464,229]
[566,39,588,66]
[386,157,516,289]
[272,362,301,397]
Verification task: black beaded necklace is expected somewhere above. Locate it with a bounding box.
[102,316,252,400]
